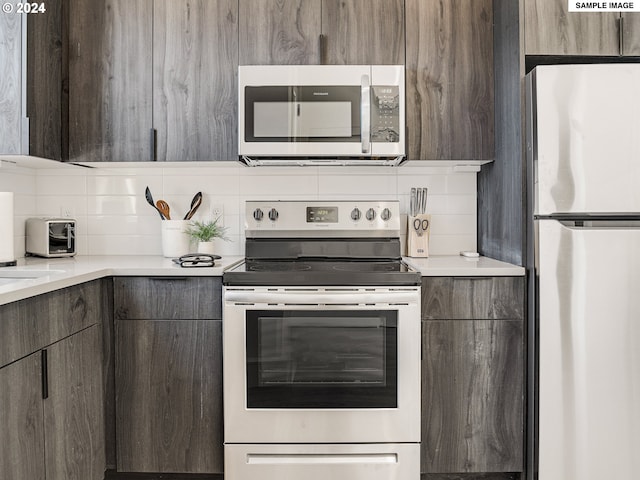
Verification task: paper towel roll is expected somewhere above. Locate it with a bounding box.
[0,192,15,265]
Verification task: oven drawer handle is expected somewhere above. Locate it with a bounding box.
[224,290,417,305]
[247,453,398,465]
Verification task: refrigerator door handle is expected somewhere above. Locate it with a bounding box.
[558,219,640,229]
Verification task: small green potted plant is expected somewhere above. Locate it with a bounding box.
[185,217,229,254]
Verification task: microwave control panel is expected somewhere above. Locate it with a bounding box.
[370,85,400,143]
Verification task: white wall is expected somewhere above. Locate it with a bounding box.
[2,161,477,257]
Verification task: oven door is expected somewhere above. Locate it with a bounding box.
[223,287,421,444]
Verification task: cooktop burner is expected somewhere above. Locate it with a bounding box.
[224,259,420,286]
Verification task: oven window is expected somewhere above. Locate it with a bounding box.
[246,310,397,408]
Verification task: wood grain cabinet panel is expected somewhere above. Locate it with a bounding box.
[524,0,619,55]
[0,282,105,480]
[420,276,525,474]
[1,4,64,158]
[153,0,238,161]
[26,1,64,160]
[239,0,403,66]
[406,0,494,160]
[622,13,640,55]
[44,325,105,480]
[115,319,223,473]
[239,0,321,65]
[321,0,405,65]
[421,277,525,320]
[0,281,103,367]
[114,277,222,320]
[69,0,153,162]
[421,320,524,473]
[0,11,23,154]
[0,353,46,480]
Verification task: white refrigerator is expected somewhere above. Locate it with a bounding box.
[527,64,640,480]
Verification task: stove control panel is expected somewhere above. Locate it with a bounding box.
[245,201,400,237]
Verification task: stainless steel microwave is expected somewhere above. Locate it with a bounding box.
[238,65,405,166]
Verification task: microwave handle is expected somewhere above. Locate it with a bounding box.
[361,74,370,153]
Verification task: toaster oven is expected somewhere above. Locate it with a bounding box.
[26,218,76,257]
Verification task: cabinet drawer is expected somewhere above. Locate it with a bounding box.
[0,280,103,367]
[421,277,524,320]
[114,277,222,320]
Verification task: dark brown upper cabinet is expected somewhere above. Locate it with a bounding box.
[405,0,494,161]
[68,0,153,162]
[0,2,65,159]
[239,0,404,65]
[525,0,640,56]
[69,0,238,162]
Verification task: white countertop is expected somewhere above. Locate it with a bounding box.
[0,254,524,306]
[0,255,243,306]
[404,255,525,277]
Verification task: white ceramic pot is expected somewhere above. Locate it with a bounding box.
[161,220,191,258]
[197,241,215,255]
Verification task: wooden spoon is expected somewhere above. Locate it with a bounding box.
[156,200,171,220]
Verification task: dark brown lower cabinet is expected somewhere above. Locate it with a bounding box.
[115,319,223,473]
[421,320,523,473]
[0,324,105,480]
[420,277,525,475]
[0,352,46,480]
[45,325,105,480]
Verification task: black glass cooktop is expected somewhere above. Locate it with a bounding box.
[223,259,421,286]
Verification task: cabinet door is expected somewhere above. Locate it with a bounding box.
[44,325,105,480]
[153,0,238,161]
[239,0,321,65]
[68,0,152,162]
[421,320,523,473]
[406,0,494,160]
[622,13,640,56]
[321,0,405,65]
[0,353,46,480]
[0,11,22,154]
[26,2,64,160]
[524,0,619,55]
[116,320,223,473]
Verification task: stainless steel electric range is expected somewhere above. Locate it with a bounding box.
[222,201,421,480]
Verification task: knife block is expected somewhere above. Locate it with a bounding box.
[407,214,430,258]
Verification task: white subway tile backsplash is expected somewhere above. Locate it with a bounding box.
[36,173,87,196]
[318,175,397,196]
[163,174,240,196]
[87,234,162,256]
[239,175,319,196]
[0,162,480,257]
[88,196,151,216]
[87,175,163,196]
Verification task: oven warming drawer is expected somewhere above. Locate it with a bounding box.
[225,444,419,480]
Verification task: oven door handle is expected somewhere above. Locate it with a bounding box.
[224,290,417,305]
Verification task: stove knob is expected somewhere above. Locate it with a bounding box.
[366,208,376,221]
[268,208,279,221]
[381,208,392,221]
[351,208,361,221]
[253,208,264,221]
